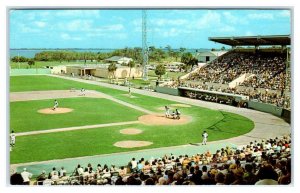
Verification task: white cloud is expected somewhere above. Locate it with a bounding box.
[152,27,192,38]
[278,10,290,18]
[56,10,100,18]
[162,28,180,37]
[132,18,142,26]
[61,33,70,39]
[87,32,127,40]
[86,33,105,37]
[101,24,124,31]
[18,24,41,33]
[113,33,128,39]
[222,11,248,25]
[150,18,188,26]
[245,31,254,36]
[196,11,221,27]
[34,21,46,28]
[247,13,274,20]
[58,20,124,33]
[60,33,82,41]
[60,19,93,31]
[39,11,51,17]
[219,25,236,32]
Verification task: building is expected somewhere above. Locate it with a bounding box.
[195,51,227,63]
[105,56,133,65]
[66,64,142,79]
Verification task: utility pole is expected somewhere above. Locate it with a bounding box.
[18,53,20,69]
[142,10,148,80]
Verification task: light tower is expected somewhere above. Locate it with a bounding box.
[142,10,148,80]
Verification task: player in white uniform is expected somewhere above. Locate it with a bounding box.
[81,88,85,96]
[165,106,170,117]
[202,131,208,145]
[53,99,58,110]
[10,130,16,151]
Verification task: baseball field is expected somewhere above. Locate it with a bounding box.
[10,75,254,164]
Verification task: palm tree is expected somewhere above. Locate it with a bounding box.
[165,45,172,57]
[173,51,180,62]
[179,47,186,56]
[108,63,117,82]
[128,60,135,79]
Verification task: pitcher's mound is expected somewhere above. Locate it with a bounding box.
[38,108,73,114]
[138,114,191,125]
[120,128,143,135]
[114,140,153,148]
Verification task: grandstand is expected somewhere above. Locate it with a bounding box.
[11,134,291,185]
[164,35,291,116]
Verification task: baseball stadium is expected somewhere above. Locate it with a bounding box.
[9,9,292,186]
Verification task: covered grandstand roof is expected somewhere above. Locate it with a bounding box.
[209,35,290,46]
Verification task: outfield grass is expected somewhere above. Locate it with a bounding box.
[10,75,255,164]
[10,98,144,132]
[10,110,253,164]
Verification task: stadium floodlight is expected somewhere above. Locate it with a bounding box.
[142,10,148,81]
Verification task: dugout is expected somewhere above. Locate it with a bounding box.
[178,87,249,106]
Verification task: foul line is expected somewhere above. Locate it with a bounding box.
[15,121,140,137]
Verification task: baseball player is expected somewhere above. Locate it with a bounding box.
[175,109,181,120]
[81,88,85,96]
[165,106,170,117]
[202,131,208,145]
[10,130,16,151]
[53,99,58,110]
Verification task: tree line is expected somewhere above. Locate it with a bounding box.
[10,46,199,72]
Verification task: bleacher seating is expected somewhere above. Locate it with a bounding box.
[11,135,291,185]
[167,49,291,109]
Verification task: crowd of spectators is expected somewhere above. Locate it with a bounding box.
[171,81,290,109]
[11,135,291,186]
[164,50,291,109]
[186,51,287,87]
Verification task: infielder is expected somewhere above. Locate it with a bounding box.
[175,109,181,120]
[202,131,208,145]
[81,88,85,96]
[53,99,58,110]
[165,106,170,117]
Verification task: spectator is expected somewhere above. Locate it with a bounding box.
[131,158,137,172]
[215,172,225,185]
[10,170,23,185]
[36,170,47,185]
[21,168,32,185]
[255,164,278,185]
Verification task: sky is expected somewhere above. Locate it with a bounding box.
[9,9,291,49]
